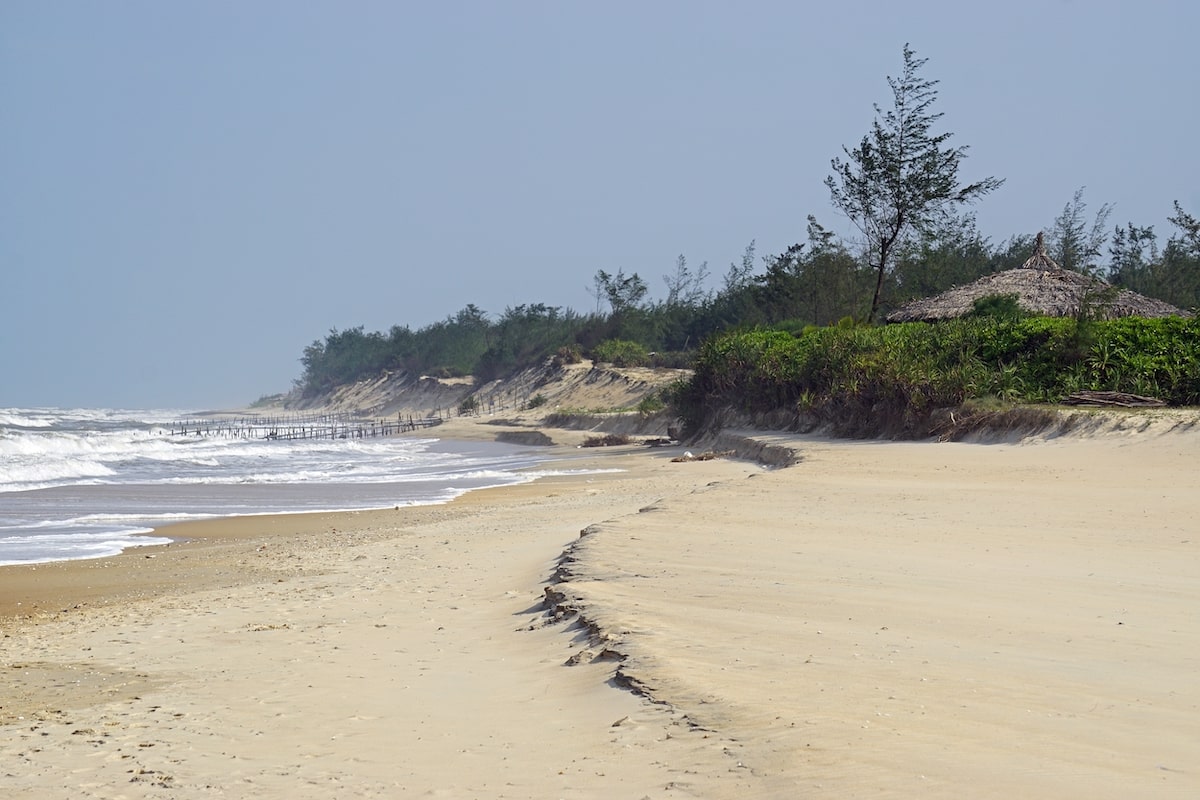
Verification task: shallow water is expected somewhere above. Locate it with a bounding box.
[0,407,556,565]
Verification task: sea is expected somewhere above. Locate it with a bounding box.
[0,407,573,567]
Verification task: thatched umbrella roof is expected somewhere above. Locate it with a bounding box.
[886,233,1192,322]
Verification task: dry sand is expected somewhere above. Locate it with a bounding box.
[2,415,1198,798]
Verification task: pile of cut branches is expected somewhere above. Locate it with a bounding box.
[1063,391,1166,408]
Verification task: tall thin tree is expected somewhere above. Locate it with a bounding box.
[826,44,1003,322]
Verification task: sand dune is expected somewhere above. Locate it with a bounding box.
[3,416,1198,798]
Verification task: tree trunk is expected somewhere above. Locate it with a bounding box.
[867,260,886,323]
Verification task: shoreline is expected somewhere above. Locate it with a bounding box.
[0,428,613,623]
[3,418,1199,797]
[1,435,766,797]
[0,418,600,618]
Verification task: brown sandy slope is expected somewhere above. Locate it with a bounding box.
[285,359,690,420]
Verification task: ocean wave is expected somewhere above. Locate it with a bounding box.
[0,410,57,428]
[0,457,116,489]
[0,408,551,565]
[0,529,173,567]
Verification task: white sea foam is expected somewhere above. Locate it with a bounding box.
[0,529,173,567]
[0,407,555,565]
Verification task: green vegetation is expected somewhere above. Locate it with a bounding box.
[672,316,1200,437]
[969,294,1027,321]
[591,339,651,367]
[826,43,1003,322]
[636,390,668,416]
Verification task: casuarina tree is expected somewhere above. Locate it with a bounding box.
[827,44,1003,322]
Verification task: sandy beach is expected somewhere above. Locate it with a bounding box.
[3,414,1198,798]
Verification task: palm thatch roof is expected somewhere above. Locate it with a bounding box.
[886,232,1192,323]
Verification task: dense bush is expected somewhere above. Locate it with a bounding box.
[647,350,694,369]
[675,316,1200,437]
[590,339,651,367]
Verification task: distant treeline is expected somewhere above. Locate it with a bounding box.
[295,201,1199,398]
[297,44,1198,402]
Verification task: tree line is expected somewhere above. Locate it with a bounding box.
[296,45,1198,399]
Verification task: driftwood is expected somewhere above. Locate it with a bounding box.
[581,433,634,447]
[1063,391,1167,408]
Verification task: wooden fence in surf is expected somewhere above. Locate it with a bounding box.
[168,411,443,441]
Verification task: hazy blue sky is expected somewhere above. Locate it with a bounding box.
[3,1,1197,409]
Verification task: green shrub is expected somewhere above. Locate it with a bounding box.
[673,315,1200,437]
[591,339,651,367]
[637,391,666,415]
[648,350,695,369]
[969,293,1026,321]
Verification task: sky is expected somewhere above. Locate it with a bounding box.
[3,1,1198,409]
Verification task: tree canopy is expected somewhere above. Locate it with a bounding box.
[292,44,1195,400]
[826,44,1003,322]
